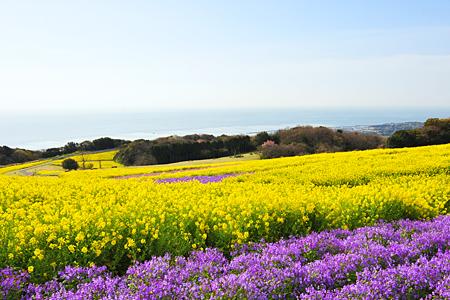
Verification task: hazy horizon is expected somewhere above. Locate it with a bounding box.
[2,107,448,150]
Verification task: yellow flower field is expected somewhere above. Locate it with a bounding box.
[0,144,449,280]
[50,150,122,168]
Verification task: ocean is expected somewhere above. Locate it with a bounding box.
[1,107,449,150]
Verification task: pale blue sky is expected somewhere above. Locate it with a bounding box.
[1,0,449,112]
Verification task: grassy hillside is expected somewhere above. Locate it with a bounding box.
[0,150,122,176]
[0,151,260,176]
[50,150,122,168]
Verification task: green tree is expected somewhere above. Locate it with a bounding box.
[62,158,79,171]
[254,131,270,146]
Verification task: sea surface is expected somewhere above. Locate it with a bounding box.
[1,107,449,150]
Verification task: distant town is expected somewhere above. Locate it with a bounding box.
[338,121,424,136]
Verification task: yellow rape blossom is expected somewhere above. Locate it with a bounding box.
[0,144,447,279]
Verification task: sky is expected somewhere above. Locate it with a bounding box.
[0,0,450,113]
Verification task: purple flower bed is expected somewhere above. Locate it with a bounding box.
[155,173,237,184]
[3,216,450,299]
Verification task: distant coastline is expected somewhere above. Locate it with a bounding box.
[2,107,448,150]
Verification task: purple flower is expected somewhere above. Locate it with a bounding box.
[4,215,450,299]
[155,174,238,184]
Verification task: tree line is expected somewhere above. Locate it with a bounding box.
[0,146,41,166]
[258,126,385,159]
[386,118,449,148]
[114,127,389,166]
[0,137,129,166]
[41,137,129,158]
[114,134,256,166]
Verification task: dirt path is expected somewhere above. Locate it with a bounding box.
[6,161,62,176]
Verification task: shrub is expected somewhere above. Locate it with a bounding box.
[62,158,79,171]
